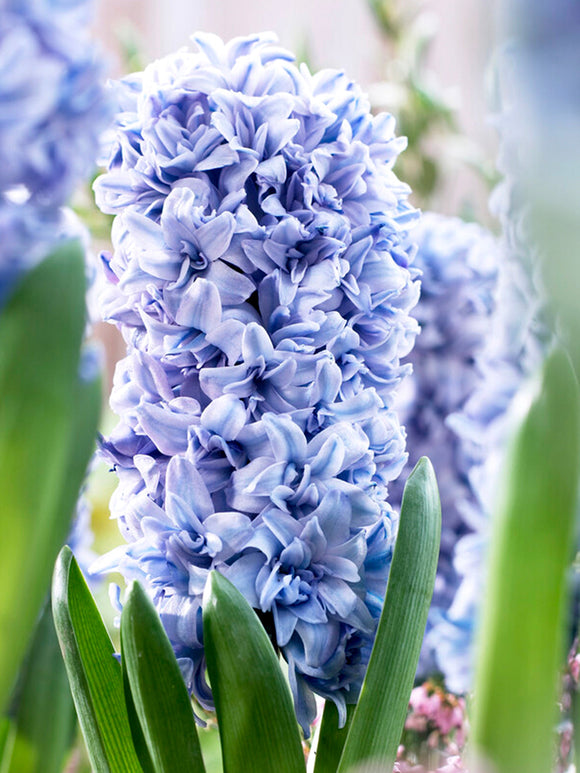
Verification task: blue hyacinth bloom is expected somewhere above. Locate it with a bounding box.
[391,213,499,677]
[0,0,109,306]
[424,57,550,691]
[92,32,420,733]
[0,0,108,207]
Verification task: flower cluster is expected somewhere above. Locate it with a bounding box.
[427,249,548,694]
[425,53,550,693]
[405,681,467,747]
[391,213,498,675]
[0,0,106,207]
[0,0,109,305]
[93,32,420,732]
[395,680,468,773]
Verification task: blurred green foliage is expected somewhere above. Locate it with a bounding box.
[368,0,498,209]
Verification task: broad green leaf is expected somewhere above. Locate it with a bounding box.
[122,663,156,773]
[121,582,205,773]
[471,349,580,773]
[338,457,441,773]
[58,363,102,538]
[52,547,142,773]
[202,571,306,773]
[0,243,99,710]
[1,599,76,773]
[312,702,355,773]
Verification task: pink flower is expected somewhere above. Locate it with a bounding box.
[406,714,429,732]
[435,705,456,735]
[437,756,466,772]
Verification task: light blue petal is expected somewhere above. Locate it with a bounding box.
[200,394,247,440]
[262,413,307,463]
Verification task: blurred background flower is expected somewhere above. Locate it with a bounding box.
[390,212,498,679]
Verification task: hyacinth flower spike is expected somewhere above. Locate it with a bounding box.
[91,31,422,735]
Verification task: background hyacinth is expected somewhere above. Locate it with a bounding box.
[391,213,499,677]
[0,0,106,207]
[92,32,421,733]
[0,0,109,305]
[426,53,550,694]
[394,679,468,772]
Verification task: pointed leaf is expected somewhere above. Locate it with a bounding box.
[0,243,99,710]
[2,599,76,773]
[202,571,306,773]
[52,547,142,773]
[312,702,355,773]
[471,349,580,773]
[121,582,206,773]
[338,457,441,773]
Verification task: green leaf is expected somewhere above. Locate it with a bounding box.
[197,725,223,773]
[338,457,441,773]
[471,349,580,773]
[122,664,156,773]
[0,717,14,770]
[1,599,76,773]
[0,243,99,711]
[121,582,206,773]
[52,547,142,773]
[202,571,306,773]
[312,702,355,773]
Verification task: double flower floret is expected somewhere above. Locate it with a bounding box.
[94,32,419,732]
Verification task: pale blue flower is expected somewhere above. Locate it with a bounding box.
[0,0,108,206]
[0,0,109,309]
[391,213,499,677]
[93,33,420,732]
[426,69,550,691]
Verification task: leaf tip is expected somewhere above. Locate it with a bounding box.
[52,545,75,601]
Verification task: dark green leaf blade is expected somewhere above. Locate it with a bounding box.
[122,662,156,773]
[312,702,355,773]
[202,571,306,773]
[2,599,76,773]
[121,581,205,773]
[338,457,441,773]
[0,243,98,710]
[52,547,142,773]
[471,349,580,773]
